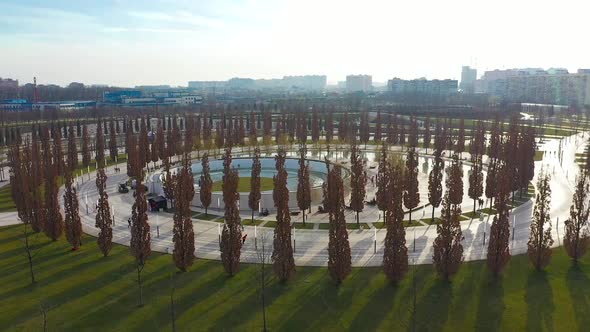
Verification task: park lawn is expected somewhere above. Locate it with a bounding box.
[293,222,315,229]
[1,224,590,331]
[211,177,274,192]
[0,184,15,212]
[191,213,220,221]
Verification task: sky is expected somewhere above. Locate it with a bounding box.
[0,0,588,87]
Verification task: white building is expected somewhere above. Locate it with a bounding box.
[460,66,477,93]
[346,75,372,92]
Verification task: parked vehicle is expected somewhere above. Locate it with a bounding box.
[148,196,168,212]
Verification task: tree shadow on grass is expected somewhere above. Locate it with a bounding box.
[474,272,504,332]
[566,263,590,331]
[525,270,554,332]
[209,266,319,331]
[413,277,453,331]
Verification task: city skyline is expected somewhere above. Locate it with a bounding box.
[1,0,589,87]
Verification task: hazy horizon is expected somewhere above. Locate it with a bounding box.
[1,0,588,87]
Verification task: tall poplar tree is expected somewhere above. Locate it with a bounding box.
[564,173,590,262]
[296,147,311,225]
[404,147,420,224]
[130,177,151,306]
[447,154,464,206]
[432,182,464,280]
[487,164,511,275]
[468,155,484,214]
[109,119,118,162]
[200,153,212,215]
[95,165,113,257]
[423,117,431,154]
[272,149,296,281]
[428,154,444,222]
[349,142,367,226]
[67,124,78,171]
[527,172,553,270]
[249,147,262,223]
[63,166,82,250]
[327,164,351,284]
[173,153,196,272]
[376,143,390,212]
[221,148,242,276]
[44,142,63,241]
[383,163,408,283]
[95,120,105,168]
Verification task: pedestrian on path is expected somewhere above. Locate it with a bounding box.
[127,218,131,228]
[242,234,247,244]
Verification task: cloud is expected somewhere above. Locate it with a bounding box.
[128,10,224,29]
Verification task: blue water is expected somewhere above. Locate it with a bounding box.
[192,157,327,191]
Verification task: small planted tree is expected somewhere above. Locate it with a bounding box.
[272,149,296,282]
[564,173,590,262]
[200,153,212,215]
[527,171,553,270]
[249,147,262,223]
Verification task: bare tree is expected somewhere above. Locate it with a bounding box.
[130,178,151,306]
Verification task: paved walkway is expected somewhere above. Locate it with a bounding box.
[0,133,584,266]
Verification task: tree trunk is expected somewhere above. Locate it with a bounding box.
[24,224,36,284]
[252,209,255,224]
[137,264,144,307]
[356,211,359,227]
[432,205,436,223]
[473,199,476,215]
[302,209,306,226]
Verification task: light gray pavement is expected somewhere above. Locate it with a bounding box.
[0,132,585,266]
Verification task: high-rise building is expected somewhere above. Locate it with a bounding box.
[387,78,458,96]
[460,66,477,93]
[346,75,372,92]
[477,68,590,106]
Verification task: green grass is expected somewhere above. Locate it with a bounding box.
[0,184,15,212]
[242,219,266,226]
[262,220,277,228]
[2,224,590,331]
[212,177,274,192]
[293,222,315,229]
[464,211,485,219]
[192,213,220,221]
[420,218,442,225]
